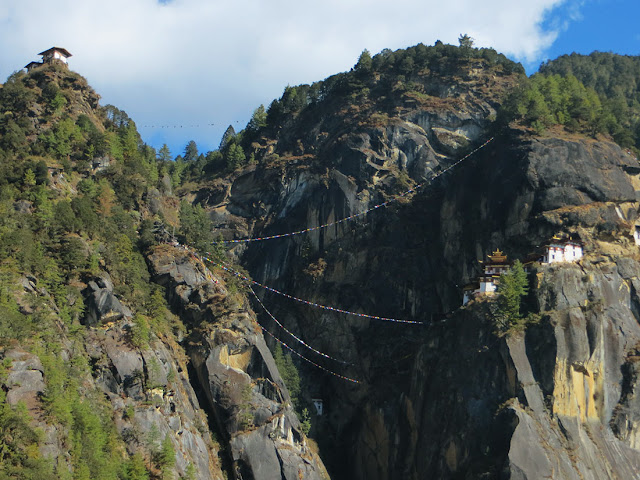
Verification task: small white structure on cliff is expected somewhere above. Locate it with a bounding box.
[540,238,583,264]
[39,47,72,65]
[463,249,511,305]
[24,47,72,72]
[312,398,324,416]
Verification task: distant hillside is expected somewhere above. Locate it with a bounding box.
[537,52,640,149]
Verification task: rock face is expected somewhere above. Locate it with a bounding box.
[193,98,640,480]
[148,245,330,480]
[3,349,45,408]
[0,323,224,480]
[83,275,133,326]
[366,256,640,479]
[88,323,223,480]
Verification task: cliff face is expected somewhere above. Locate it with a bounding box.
[147,246,329,480]
[197,81,640,478]
[2,284,225,480]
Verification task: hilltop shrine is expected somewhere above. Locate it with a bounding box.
[24,47,72,72]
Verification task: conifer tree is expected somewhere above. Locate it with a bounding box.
[157,144,172,162]
[355,49,373,74]
[184,140,198,162]
[158,436,176,478]
[219,125,236,150]
[493,260,531,334]
[458,34,474,50]
[125,453,149,480]
[247,105,267,132]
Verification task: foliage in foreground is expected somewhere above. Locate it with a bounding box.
[492,260,539,335]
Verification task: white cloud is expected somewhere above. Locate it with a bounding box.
[0,0,578,154]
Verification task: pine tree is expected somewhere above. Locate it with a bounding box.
[158,436,176,479]
[355,49,373,74]
[184,140,198,162]
[458,34,474,50]
[125,453,149,480]
[494,260,530,334]
[247,105,267,132]
[225,144,246,170]
[219,125,236,150]
[23,168,36,187]
[157,144,172,162]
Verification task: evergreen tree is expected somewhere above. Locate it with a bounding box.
[225,144,246,170]
[219,125,236,150]
[300,408,311,435]
[125,453,149,480]
[272,344,301,406]
[355,49,373,77]
[458,34,474,50]
[179,200,212,252]
[183,140,198,162]
[493,260,533,334]
[158,436,176,479]
[246,104,267,133]
[157,144,172,162]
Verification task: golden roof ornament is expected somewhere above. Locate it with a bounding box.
[487,249,507,263]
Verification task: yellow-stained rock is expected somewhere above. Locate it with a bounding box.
[552,359,603,422]
[218,345,252,373]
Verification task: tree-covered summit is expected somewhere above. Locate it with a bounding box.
[261,39,524,133]
[498,52,640,152]
[539,52,640,149]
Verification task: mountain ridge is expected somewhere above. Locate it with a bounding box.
[1,44,640,479]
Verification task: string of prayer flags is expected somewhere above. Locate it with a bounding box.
[216,138,494,244]
[253,305,361,384]
[211,261,424,325]
[249,288,352,364]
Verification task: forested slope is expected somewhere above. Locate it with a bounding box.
[3,41,640,480]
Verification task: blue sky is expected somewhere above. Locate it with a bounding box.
[536,0,640,73]
[0,0,638,157]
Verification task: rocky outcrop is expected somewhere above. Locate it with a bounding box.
[370,256,640,479]
[87,323,223,480]
[2,282,224,480]
[188,121,640,479]
[3,349,45,408]
[83,275,133,326]
[148,245,330,480]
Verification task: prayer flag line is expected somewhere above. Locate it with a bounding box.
[206,260,424,325]
[215,138,493,244]
[249,287,352,365]
[252,295,361,384]
[186,249,361,383]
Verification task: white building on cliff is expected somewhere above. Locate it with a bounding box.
[39,47,72,65]
[463,249,511,305]
[24,47,72,72]
[540,238,583,264]
[462,238,584,305]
